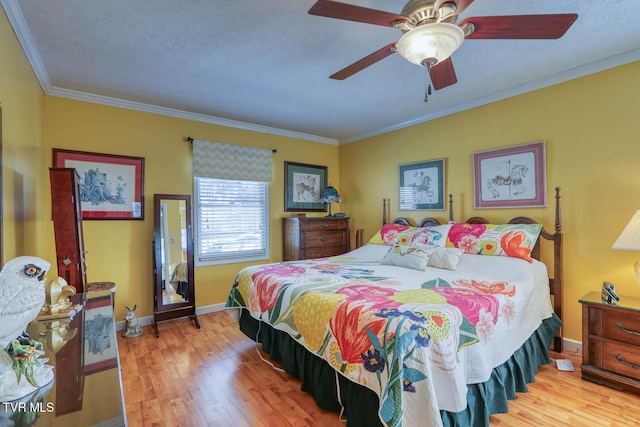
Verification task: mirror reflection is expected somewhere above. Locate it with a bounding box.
[159,198,189,305]
[153,194,198,337]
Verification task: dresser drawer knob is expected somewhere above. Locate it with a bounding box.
[320,224,331,229]
[320,237,331,242]
[616,354,640,370]
[615,321,640,336]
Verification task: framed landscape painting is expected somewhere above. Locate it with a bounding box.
[53,149,145,219]
[472,141,546,209]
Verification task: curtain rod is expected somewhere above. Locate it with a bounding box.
[186,136,277,153]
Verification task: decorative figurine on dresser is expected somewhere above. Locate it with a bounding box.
[282,216,350,261]
[0,256,54,401]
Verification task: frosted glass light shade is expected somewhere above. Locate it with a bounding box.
[396,23,465,66]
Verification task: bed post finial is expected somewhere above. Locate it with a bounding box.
[383,198,387,225]
[448,194,454,222]
[555,187,562,233]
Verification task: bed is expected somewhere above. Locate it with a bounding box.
[225,188,563,427]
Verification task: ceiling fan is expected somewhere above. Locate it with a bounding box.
[308,0,578,99]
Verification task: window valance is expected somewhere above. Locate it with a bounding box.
[192,140,273,182]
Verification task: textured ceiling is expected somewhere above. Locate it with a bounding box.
[3,0,640,144]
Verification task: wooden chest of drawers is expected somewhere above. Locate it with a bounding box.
[282,217,350,261]
[580,291,640,394]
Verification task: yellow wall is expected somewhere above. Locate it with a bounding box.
[42,97,341,320]
[0,8,47,260]
[339,60,640,342]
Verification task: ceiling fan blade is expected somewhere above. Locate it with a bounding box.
[429,57,457,90]
[330,43,397,80]
[434,0,474,16]
[308,0,411,27]
[461,14,578,39]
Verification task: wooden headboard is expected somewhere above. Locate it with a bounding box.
[381,188,564,353]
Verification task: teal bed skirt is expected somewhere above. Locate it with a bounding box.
[238,309,562,427]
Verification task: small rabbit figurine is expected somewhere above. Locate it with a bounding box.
[123,304,143,337]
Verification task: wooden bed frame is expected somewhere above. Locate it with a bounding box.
[382,187,564,353]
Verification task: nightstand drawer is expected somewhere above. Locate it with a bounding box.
[601,310,640,346]
[304,246,345,259]
[601,341,640,380]
[303,231,347,248]
[581,291,640,395]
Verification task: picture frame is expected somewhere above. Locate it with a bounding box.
[284,161,327,212]
[83,294,118,374]
[472,141,546,209]
[53,148,145,219]
[399,159,445,210]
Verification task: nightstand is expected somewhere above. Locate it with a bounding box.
[580,291,640,394]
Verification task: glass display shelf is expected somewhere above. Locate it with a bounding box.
[0,291,125,426]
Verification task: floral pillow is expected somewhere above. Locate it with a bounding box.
[381,244,431,271]
[368,223,451,247]
[446,222,542,263]
[368,223,415,246]
[398,224,451,248]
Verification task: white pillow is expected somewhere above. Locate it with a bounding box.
[381,244,430,271]
[426,247,464,270]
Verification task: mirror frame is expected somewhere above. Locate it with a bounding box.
[152,194,199,336]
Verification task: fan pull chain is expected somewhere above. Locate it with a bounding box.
[424,65,432,104]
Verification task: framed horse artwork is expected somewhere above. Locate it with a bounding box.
[473,141,547,209]
[399,158,445,210]
[284,161,328,212]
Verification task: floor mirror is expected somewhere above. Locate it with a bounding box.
[152,194,199,337]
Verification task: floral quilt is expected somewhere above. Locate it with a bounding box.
[225,245,553,427]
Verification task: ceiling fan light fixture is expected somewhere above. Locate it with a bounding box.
[396,22,464,67]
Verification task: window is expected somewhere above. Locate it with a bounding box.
[195,177,269,266]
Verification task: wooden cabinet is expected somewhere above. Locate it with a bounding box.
[50,168,87,293]
[283,217,350,261]
[580,291,640,394]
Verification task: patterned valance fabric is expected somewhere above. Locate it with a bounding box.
[192,140,272,182]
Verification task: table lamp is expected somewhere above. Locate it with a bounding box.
[612,209,640,284]
[320,185,341,217]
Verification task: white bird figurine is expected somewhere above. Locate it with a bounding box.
[0,256,50,347]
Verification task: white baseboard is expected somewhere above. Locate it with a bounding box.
[114,303,227,331]
[562,337,582,354]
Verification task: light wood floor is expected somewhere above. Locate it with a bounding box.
[118,310,640,426]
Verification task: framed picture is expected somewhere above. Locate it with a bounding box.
[399,159,445,210]
[53,149,144,219]
[83,294,118,374]
[284,161,327,212]
[472,141,546,209]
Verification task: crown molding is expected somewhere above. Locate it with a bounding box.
[1,0,338,146]
[45,86,339,145]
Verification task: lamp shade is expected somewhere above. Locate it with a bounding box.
[612,210,640,250]
[396,23,465,66]
[320,185,341,204]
